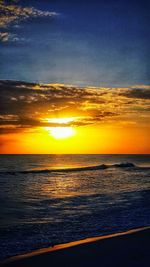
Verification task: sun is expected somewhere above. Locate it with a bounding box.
[42,117,77,139]
[46,127,75,139]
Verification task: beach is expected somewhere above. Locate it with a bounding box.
[1,227,149,267]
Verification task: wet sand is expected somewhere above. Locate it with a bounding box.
[1,227,149,267]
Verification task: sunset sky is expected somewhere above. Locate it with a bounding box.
[0,0,150,153]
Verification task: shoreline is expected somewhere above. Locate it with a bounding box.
[1,226,150,266]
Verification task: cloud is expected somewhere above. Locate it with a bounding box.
[0,80,150,134]
[0,0,58,43]
[119,88,150,100]
[0,0,58,28]
[0,31,20,42]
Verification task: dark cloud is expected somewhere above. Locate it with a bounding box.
[120,88,150,100]
[0,80,150,134]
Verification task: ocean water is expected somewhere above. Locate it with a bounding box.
[0,154,150,260]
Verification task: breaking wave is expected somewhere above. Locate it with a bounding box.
[1,162,150,175]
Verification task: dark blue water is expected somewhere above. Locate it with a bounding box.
[0,154,150,260]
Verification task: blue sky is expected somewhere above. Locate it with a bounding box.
[0,0,149,86]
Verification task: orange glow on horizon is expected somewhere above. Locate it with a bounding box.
[0,123,150,154]
[1,81,149,154]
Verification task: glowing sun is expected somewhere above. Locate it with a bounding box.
[46,127,75,139]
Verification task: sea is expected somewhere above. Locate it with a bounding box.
[0,154,150,260]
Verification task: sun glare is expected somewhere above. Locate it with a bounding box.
[43,117,74,124]
[45,127,75,139]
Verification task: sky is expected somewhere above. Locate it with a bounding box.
[0,0,150,153]
[0,0,150,86]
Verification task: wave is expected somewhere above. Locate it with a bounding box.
[0,162,150,175]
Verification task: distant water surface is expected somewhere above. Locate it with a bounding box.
[0,154,150,260]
